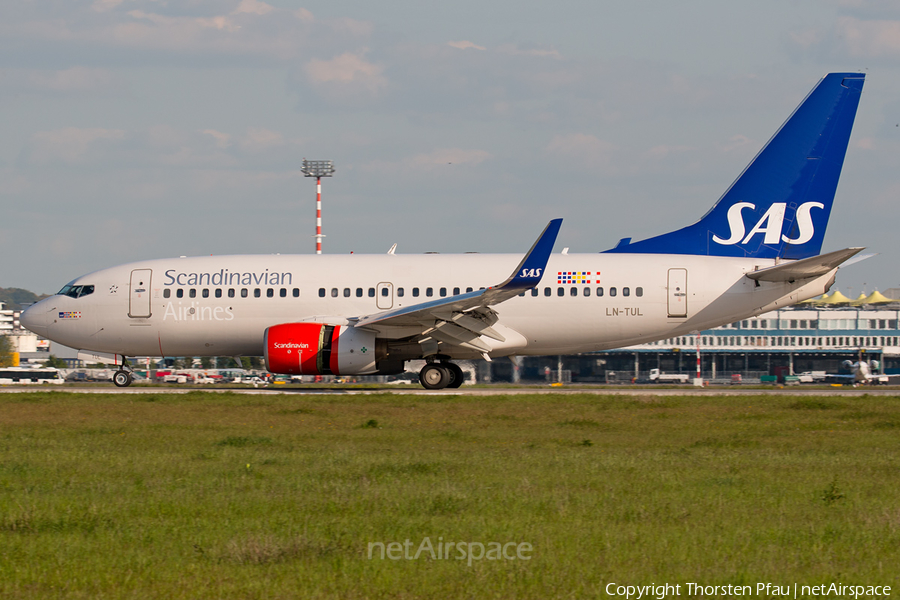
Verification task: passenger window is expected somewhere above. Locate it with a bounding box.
[202,289,209,298]
[570,287,577,297]
[544,287,551,297]
[426,288,433,297]
[623,287,630,297]
[413,288,420,297]
[331,288,338,298]
[215,289,222,298]
[531,288,538,297]
[440,287,447,297]
[636,287,643,297]
[189,289,197,298]
[610,287,617,297]
[583,287,590,297]
[381,288,389,297]
[229,289,236,298]
[368,288,375,298]
[557,288,564,297]
[343,288,351,298]
[398,288,405,297]
[163,289,171,299]
[596,287,604,296]
[453,287,460,295]
[267,289,274,298]
[280,288,287,298]
[466,287,473,293]
[292,288,299,298]
[255,289,262,298]
[241,289,248,298]
[319,288,325,297]
[356,288,363,298]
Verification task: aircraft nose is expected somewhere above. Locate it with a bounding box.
[20,301,51,337]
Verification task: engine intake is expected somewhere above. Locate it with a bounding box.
[264,323,378,375]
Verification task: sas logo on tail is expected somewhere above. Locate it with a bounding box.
[519,268,543,278]
[712,202,824,246]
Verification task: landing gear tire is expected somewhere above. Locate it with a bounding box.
[113,370,133,388]
[446,363,464,388]
[420,364,450,390]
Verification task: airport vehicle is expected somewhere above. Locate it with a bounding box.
[648,368,690,384]
[21,73,867,390]
[0,367,63,384]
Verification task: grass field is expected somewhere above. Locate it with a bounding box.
[1,390,899,599]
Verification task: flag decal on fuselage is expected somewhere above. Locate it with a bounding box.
[557,271,593,284]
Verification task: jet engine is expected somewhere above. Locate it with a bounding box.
[264,323,379,375]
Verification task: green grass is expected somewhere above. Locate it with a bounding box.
[1,391,899,598]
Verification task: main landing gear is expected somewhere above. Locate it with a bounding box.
[113,361,134,388]
[419,361,464,390]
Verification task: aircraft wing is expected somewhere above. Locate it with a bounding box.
[745,247,864,283]
[352,219,562,353]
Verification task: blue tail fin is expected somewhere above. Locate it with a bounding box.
[605,73,865,259]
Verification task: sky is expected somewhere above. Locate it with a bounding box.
[2,0,900,297]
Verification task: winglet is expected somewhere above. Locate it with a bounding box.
[496,218,562,290]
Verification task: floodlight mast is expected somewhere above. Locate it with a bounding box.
[301,159,335,254]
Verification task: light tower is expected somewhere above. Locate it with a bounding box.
[300,159,335,254]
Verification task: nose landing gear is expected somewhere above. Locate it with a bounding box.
[419,361,464,390]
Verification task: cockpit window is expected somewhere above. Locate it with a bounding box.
[57,284,95,299]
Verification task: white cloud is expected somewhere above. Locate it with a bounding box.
[448,40,486,51]
[202,129,232,149]
[304,50,387,96]
[239,127,285,153]
[0,3,367,65]
[717,134,755,154]
[833,16,900,58]
[91,0,123,13]
[233,0,274,16]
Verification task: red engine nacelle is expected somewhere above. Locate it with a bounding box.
[264,323,378,376]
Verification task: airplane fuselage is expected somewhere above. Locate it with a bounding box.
[23,252,833,361]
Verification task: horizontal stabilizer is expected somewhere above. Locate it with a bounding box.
[745,247,864,282]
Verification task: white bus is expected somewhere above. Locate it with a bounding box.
[0,368,64,384]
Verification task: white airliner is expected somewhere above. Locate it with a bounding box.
[22,73,867,389]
